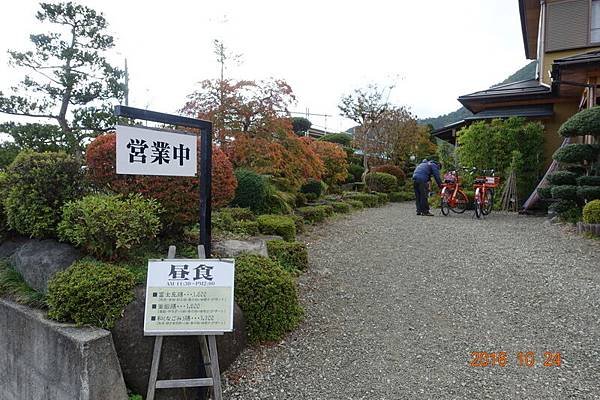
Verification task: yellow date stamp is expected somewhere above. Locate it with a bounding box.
[469,351,561,367]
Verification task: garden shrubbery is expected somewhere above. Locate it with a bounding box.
[256,214,296,241]
[343,192,379,207]
[547,171,578,186]
[371,165,405,184]
[583,200,600,223]
[553,144,598,164]
[212,208,259,237]
[577,176,600,186]
[296,206,327,223]
[347,163,364,182]
[47,259,136,329]
[232,168,268,213]
[344,199,364,209]
[577,186,600,201]
[558,106,600,137]
[267,240,308,273]
[389,191,415,202]
[365,172,397,193]
[59,194,162,260]
[234,254,303,343]
[551,185,578,201]
[4,151,83,238]
[330,201,350,214]
[301,179,324,198]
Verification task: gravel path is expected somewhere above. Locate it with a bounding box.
[222,203,600,399]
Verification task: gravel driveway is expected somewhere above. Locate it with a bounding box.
[223,203,600,399]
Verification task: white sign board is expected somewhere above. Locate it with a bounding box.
[116,124,197,176]
[144,259,235,335]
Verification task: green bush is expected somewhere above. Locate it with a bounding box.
[47,260,135,329]
[389,191,415,202]
[566,166,587,176]
[558,106,600,137]
[373,192,389,205]
[295,192,307,207]
[4,151,83,238]
[296,206,327,223]
[551,185,579,201]
[256,215,296,241]
[212,210,259,237]
[234,254,303,343]
[344,199,364,209]
[553,144,599,164]
[365,172,397,193]
[267,240,308,273]
[330,201,350,214]
[577,176,600,186]
[537,187,553,199]
[290,214,305,234]
[582,200,600,223]
[318,132,353,146]
[222,207,255,221]
[316,204,334,217]
[59,194,162,260]
[347,163,365,182]
[232,169,268,213]
[300,179,324,198]
[547,171,578,185]
[343,192,379,207]
[560,206,582,223]
[0,172,8,239]
[549,199,578,214]
[577,186,600,201]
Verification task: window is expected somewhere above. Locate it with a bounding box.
[592,0,600,42]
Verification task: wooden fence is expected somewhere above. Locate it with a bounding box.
[577,222,600,236]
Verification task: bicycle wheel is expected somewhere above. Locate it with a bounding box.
[441,194,450,216]
[474,199,482,218]
[451,191,469,214]
[482,189,494,215]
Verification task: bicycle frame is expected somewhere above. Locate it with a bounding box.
[473,171,499,218]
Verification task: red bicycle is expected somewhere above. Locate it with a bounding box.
[440,168,470,215]
[473,169,500,219]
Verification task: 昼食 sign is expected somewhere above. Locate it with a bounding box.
[116,124,197,177]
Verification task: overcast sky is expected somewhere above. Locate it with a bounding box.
[0,0,530,132]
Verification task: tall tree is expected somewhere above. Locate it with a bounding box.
[0,2,125,156]
[338,84,391,179]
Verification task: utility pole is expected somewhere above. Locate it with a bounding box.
[124,58,129,106]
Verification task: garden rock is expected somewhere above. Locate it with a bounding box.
[212,238,271,257]
[10,239,82,293]
[0,238,27,259]
[112,285,247,400]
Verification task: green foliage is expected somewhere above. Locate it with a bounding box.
[4,151,83,238]
[267,240,308,273]
[300,179,324,197]
[212,209,259,237]
[373,192,389,204]
[256,215,296,241]
[537,187,553,199]
[232,169,268,213]
[577,176,600,186]
[264,185,294,215]
[551,185,578,201]
[457,117,544,199]
[549,199,578,214]
[128,395,143,400]
[577,186,600,201]
[0,141,20,169]
[344,199,364,209]
[343,192,380,207]
[553,144,598,164]
[566,166,587,176]
[47,259,135,329]
[0,123,74,154]
[560,206,582,223]
[365,172,397,193]
[428,193,441,209]
[389,191,415,202]
[583,200,600,223]
[0,261,46,308]
[291,117,311,134]
[558,106,600,137]
[436,140,457,171]
[330,201,351,214]
[547,171,578,185]
[295,192,307,207]
[296,206,327,223]
[59,194,162,259]
[371,164,405,184]
[347,163,365,182]
[234,254,303,343]
[222,207,255,221]
[318,132,353,147]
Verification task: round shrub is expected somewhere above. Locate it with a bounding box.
[365,172,397,193]
[582,200,600,223]
[59,194,162,260]
[301,179,324,198]
[318,133,353,146]
[537,187,553,199]
[234,254,303,343]
[86,134,236,233]
[577,186,600,201]
[347,163,364,182]
[256,214,296,241]
[558,106,600,137]
[551,185,578,201]
[330,201,350,214]
[372,165,406,184]
[553,144,598,164]
[266,240,308,273]
[549,199,578,214]
[5,151,83,238]
[47,260,135,329]
[296,206,327,223]
[547,171,578,186]
[232,168,268,213]
[344,199,364,209]
[577,176,600,186]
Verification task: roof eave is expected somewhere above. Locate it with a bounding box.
[519,0,541,60]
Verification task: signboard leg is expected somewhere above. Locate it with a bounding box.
[208,335,223,400]
[146,336,164,400]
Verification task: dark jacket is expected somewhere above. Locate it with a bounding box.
[412,160,442,187]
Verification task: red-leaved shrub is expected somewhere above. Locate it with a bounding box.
[86,134,237,233]
[305,139,348,185]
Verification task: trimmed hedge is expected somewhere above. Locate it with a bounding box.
[577,186,600,201]
[577,176,600,186]
[222,207,255,221]
[389,191,415,202]
[300,179,324,198]
[329,201,351,214]
[551,185,578,201]
[256,214,296,241]
[347,163,365,182]
[549,199,578,214]
[58,194,162,260]
[344,193,379,207]
[553,144,598,164]
[547,171,578,186]
[344,199,364,209]
[296,206,327,223]
[213,210,259,237]
[537,187,553,199]
[234,254,303,343]
[267,240,309,273]
[47,260,135,329]
[232,169,268,213]
[365,172,397,193]
[583,200,600,223]
[566,166,587,176]
[558,106,600,137]
[371,164,406,183]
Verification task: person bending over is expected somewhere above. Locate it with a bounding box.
[412,159,442,216]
